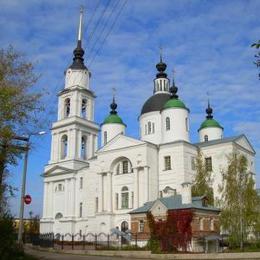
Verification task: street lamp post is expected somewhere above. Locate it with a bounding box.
[17,131,46,244]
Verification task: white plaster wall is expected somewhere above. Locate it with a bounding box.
[101,123,125,146]
[140,111,162,145]
[199,127,223,142]
[65,69,90,89]
[162,108,190,143]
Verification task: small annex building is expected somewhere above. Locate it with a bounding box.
[130,191,220,252]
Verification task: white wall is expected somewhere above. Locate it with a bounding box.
[199,127,223,142]
[162,108,190,143]
[65,68,90,90]
[101,123,125,146]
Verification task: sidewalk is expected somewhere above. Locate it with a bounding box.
[25,244,260,259]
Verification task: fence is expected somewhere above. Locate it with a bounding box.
[27,231,150,250]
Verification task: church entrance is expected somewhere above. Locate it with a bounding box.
[121,221,129,245]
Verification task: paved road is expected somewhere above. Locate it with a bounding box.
[25,247,146,260]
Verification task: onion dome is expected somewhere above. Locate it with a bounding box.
[199,102,223,130]
[156,55,167,78]
[163,78,188,110]
[102,97,126,126]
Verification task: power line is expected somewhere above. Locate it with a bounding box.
[84,0,102,40]
[87,0,112,46]
[88,0,121,59]
[88,0,128,67]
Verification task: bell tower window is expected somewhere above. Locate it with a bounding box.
[148,122,152,134]
[64,98,70,118]
[81,98,87,118]
[61,135,68,159]
[204,135,208,142]
[81,136,87,159]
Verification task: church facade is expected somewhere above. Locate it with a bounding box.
[40,12,256,237]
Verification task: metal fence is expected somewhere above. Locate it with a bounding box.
[26,232,150,250]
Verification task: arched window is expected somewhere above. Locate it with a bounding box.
[104,131,107,145]
[204,135,209,142]
[122,161,128,174]
[114,159,132,175]
[81,98,87,118]
[55,213,63,219]
[152,123,155,133]
[166,117,170,131]
[148,122,152,134]
[116,164,120,175]
[81,136,87,159]
[79,202,83,217]
[64,98,70,118]
[121,186,129,209]
[185,117,189,131]
[61,135,68,159]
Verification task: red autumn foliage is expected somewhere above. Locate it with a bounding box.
[147,209,193,252]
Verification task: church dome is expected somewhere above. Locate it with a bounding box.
[199,118,223,130]
[141,93,171,115]
[103,114,125,125]
[163,98,187,110]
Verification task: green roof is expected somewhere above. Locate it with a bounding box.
[199,118,223,131]
[103,114,125,126]
[163,98,188,110]
[129,195,220,214]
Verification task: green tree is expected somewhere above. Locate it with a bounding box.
[251,40,260,79]
[0,46,45,215]
[191,151,214,205]
[219,153,259,250]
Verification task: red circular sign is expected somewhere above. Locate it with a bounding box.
[24,195,32,205]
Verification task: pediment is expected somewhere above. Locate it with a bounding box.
[234,135,255,154]
[150,200,168,217]
[98,134,145,153]
[44,165,75,176]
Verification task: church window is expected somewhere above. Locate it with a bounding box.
[81,136,87,159]
[61,135,68,159]
[104,131,107,145]
[145,124,147,135]
[205,157,212,172]
[164,156,171,170]
[152,123,155,133]
[139,220,144,232]
[79,230,82,237]
[55,213,63,219]
[166,117,170,131]
[148,122,152,134]
[80,177,83,189]
[81,98,87,118]
[185,117,189,131]
[204,135,208,142]
[79,202,83,217]
[191,157,196,170]
[115,193,119,210]
[121,186,129,209]
[122,161,128,174]
[64,98,70,118]
[131,191,134,208]
[95,197,98,212]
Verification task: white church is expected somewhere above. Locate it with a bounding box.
[40,11,256,236]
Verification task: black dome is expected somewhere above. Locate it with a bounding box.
[141,93,171,115]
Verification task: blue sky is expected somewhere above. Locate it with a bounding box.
[0,0,259,217]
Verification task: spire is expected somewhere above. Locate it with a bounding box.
[69,7,87,70]
[169,70,178,99]
[206,99,213,119]
[110,88,117,115]
[156,47,167,78]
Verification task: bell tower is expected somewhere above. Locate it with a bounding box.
[49,8,99,169]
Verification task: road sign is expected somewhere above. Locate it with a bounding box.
[24,194,32,205]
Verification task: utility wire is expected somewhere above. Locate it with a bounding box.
[87,0,112,46]
[85,0,102,34]
[88,0,121,59]
[88,0,128,67]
